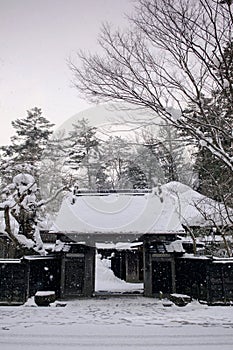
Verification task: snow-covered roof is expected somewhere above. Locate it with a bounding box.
[52,182,232,242]
[50,181,232,245]
[163,182,233,227]
[51,188,184,240]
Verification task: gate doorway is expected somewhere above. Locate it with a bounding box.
[94,251,144,295]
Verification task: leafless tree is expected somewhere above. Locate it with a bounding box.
[69,0,233,175]
[169,183,233,256]
[192,197,233,257]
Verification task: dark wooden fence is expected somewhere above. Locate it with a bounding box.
[0,243,95,305]
[0,259,28,305]
[174,256,233,304]
[144,236,233,304]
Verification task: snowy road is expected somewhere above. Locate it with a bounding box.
[0,297,233,349]
[1,326,233,350]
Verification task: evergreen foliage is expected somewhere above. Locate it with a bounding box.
[64,119,193,190]
[0,107,54,187]
[66,118,100,188]
[98,136,132,189]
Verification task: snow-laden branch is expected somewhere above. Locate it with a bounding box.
[37,185,71,207]
[0,173,70,256]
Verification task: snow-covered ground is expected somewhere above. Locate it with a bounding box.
[95,254,143,293]
[0,257,233,349]
[0,297,233,350]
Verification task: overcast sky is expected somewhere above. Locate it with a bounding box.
[0,0,134,146]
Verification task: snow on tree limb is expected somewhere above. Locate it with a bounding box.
[0,173,70,256]
[37,185,71,207]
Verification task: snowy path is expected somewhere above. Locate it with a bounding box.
[0,297,233,349]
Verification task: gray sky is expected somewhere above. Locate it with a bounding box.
[0,0,133,146]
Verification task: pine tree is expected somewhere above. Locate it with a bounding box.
[126,161,148,189]
[66,118,100,189]
[39,130,69,224]
[99,136,132,189]
[133,139,165,188]
[0,107,54,187]
[95,165,111,190]
[135,130,179,187]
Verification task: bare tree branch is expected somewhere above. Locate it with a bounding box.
[69,0,233,173]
